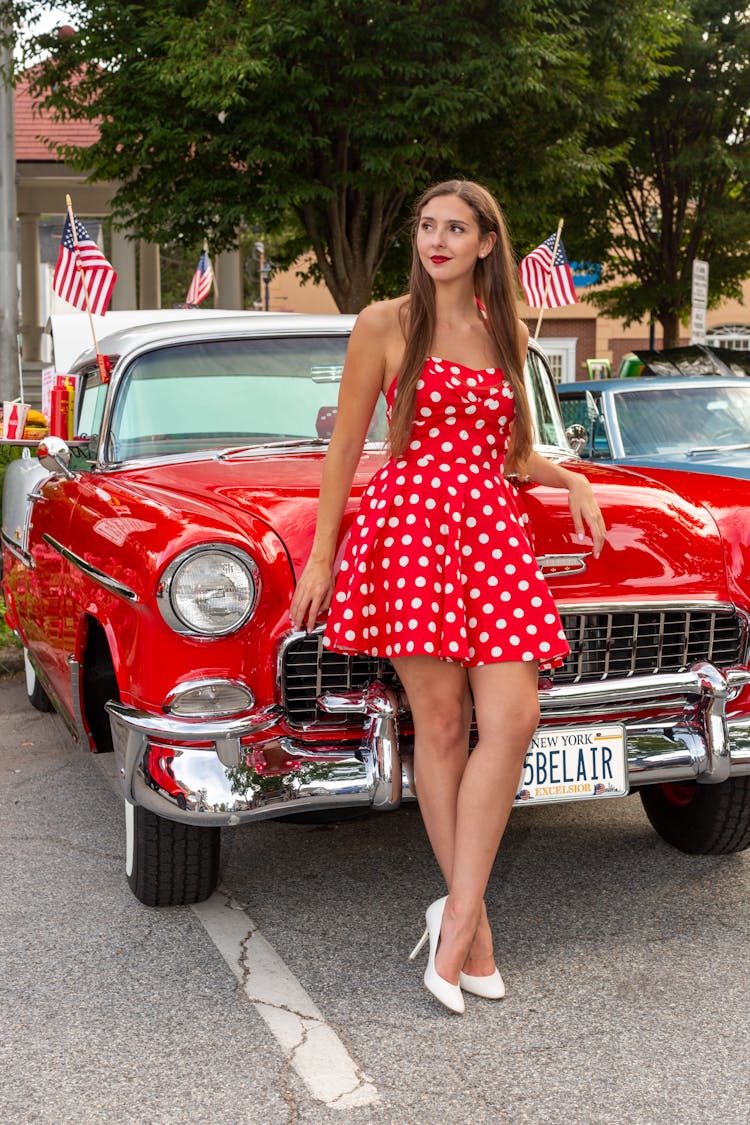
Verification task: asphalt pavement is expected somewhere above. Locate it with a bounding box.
[2,669,749,1125]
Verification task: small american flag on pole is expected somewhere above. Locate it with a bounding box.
[186,248,214,306]
[519,233,578,309]
[53,215,117,316]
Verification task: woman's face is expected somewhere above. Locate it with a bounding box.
[416,193,495,283]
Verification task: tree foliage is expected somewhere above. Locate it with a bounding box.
[21,0,680,311]
[568,0,750,347]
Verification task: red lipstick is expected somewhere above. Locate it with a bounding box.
[430,256,450,264]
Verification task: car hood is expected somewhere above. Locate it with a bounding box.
[612,462,750,607]
[106,449,387,574]
[106,451,732,602]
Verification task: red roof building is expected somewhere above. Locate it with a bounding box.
[15,69,101,161]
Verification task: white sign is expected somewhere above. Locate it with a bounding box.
[514,723,627,805]
[691,259,709,344]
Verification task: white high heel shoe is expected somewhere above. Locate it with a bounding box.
[459,967,505,1000]
[409,896,465,1014]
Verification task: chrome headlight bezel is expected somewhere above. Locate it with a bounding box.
[156,543,261,637]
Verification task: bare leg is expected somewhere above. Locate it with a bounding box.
[390,655,472,885]
[434,661,540,985]
[391,655,509,978]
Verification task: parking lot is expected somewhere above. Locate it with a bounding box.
[2,669,749,1125]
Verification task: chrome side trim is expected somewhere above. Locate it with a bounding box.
[68,655,91,747]
[42,534,138,602]
[27,649,80,743]
[0,528,32,569]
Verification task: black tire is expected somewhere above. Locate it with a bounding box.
[127,802,220,906]
[24,650,53,712]
[640,777,750,855]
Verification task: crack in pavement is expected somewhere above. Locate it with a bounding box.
[191,888,379,1110]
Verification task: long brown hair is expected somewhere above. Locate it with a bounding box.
[389,180,532,474]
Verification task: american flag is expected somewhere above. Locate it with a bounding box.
[519,234,578,309]
[52,215,117,317]
[186,249,214,306]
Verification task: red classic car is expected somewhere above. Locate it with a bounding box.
[3,314,750,906]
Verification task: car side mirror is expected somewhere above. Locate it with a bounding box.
[38,435,76,480]
[565,423,589,455]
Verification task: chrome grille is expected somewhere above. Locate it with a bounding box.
[555,609,743,684]
[281,609,746,724]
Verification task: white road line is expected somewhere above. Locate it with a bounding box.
[192,889,379,1109]
[91,759,377,1107]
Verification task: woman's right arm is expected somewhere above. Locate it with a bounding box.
[289,305,390,632]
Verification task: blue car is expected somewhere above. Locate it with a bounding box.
[557,375,750,480]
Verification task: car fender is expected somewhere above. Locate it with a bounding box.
[53,476,296,715]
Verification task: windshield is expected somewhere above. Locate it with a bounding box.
[104,334,569,461]
[107,335,386,460]
[524,349,570,449]
[614,384,750,456]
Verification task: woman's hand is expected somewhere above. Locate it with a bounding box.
[290,557,335,633]
[567,474,606,558]
[523,452,606,558]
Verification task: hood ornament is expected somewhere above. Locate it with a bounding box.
[537,553,590,577]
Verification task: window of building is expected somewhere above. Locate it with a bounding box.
[706,325,750,351]
[535,338,577,383]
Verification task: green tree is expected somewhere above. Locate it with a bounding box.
[20,0,679,311]
[568,0,750,348]
[457,0,687,252]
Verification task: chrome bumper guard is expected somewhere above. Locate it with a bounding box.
[106,661,750,827]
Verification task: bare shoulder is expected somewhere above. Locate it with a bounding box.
[353,297,409,376]
[355,296,408,339]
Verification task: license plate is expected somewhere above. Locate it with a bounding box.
[514,723,627,805]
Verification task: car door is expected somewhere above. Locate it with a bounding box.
[25,471,79,713]
[25,365,109,718]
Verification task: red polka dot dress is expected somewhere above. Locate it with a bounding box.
[323,357,570,669]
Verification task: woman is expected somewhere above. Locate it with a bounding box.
[290,180,606,1013]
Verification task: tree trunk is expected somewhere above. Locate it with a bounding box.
[320,257,376,313]
[658,310,681,349]
[302,230,376,313]
[337,270,376,314]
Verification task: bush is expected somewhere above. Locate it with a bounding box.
[0,595,21,651]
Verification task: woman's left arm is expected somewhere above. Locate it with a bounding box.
[525,451,607,558]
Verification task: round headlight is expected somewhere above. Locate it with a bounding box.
[158,545,260,635]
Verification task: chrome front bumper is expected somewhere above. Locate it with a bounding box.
[107,661,750,827]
